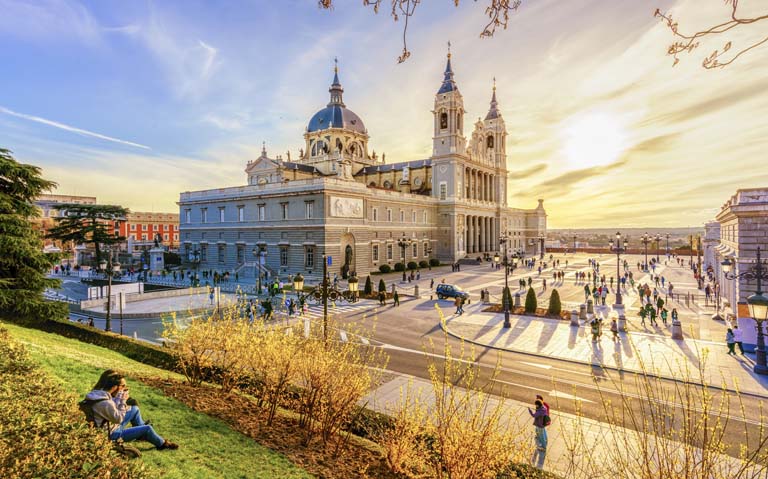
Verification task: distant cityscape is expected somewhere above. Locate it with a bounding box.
[547,227,704,250]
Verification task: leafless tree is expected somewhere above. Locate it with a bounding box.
[317,0,523,63]
[655,0,768,68]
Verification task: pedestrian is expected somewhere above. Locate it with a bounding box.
[542,278,547,291]
[430,278,435,289]
[88,316,95,328]
[661,308,668,326]
[590,317,602,342]
[726,328,736,355]
[584,284,590,300]
[393,290,400,307]
[733,324,745,354]
[649,305,657,326]
[528,399,548,469]
[379,291,386,306]
[535,394,550,415]
[209,289,215,305]
[639,307,647,326]
[454,296,462,315]
[610,318,619,341]
[600,287,607,306]
[671,308,678,323]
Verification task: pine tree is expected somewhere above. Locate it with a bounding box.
[0,149,67,321]
[524,287,537,314]
[364,275,373,295]
[378,278,386,294]
[548,289,562,315]
[46,204,128,265]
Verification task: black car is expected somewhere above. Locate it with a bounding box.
[435,283,470,300]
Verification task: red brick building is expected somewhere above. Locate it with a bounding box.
[119,212,180,250]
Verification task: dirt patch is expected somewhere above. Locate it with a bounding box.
[481,304,570,321]
[139,377,400,479]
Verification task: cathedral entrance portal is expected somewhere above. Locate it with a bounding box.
[340,233,355,279]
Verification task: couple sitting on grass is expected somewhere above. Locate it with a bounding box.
[84,369,179,451]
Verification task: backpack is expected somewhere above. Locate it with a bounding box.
[78,398,108,427]
[543,415,552,427]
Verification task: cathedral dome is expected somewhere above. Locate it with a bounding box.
[307,105,366,133]
[307,61,367,134]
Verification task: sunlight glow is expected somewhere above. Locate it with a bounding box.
[561,111,628,169]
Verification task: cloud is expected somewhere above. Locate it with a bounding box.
[0,106,150,150]
[507,163,547,180]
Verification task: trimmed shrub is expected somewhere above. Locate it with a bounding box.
[394,262,406,272]
[525,287,537,314]
[418,260,429,269]
[502,286,513,311]
[0,326,150,478]
[378,279,387,293]
[364,275,373,295]
[548,289,562,315]
[407,261,418,271]
[379,264,392,274]
[429,258,440,267]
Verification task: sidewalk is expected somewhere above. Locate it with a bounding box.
[442,301,768,396]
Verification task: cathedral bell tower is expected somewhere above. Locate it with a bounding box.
[432,47,466,157]
[482,78,507,170]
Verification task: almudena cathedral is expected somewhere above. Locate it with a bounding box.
[178,53,547,281]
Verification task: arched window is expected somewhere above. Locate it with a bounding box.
[440,112,448,130]
[457,112,462,132]
[486,135,494,148]
[336,138,343,152]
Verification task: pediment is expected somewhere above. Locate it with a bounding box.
[245,157,278,174]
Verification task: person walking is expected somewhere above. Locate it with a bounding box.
[671,308,679,324]
[733,324,745,354]
[454,296,462,315]
[726,328,736,355]
[430,278,435,289]
[610,318,620,341]
[379,291,386,306]
[600,287,607,306]
[660,308,668,326]
[393,290,400,307]
[528,399,548,469]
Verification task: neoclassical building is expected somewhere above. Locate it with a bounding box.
[178,54,546,281]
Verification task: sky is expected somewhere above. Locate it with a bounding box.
[1,0,767,228]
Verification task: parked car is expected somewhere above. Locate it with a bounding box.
[435,283,470,300]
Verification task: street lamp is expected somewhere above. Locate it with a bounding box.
[397,234,412,282]
[190,249,200,287]
[655,234,661,262]
[609,232,629,306]
[296,256,359,342]
[641,233,651,272]
[665,233,670,257]
[498,232,512,328]
[573,235,577,253]
[538,234,545,260]
[721,247,768,375]
[98,247,120,333]
[253,246,266,294]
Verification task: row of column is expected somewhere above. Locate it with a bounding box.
[465,215,497,254]
[465,168,496,203]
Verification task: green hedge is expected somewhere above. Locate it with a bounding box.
[418,260,429,269]
[378,264,392,273]
[548,289,562,315]
[525,287,538,314]
[429,258,440,267]
[407,261,418,270]
[0,326,150,478]
[35,318,178,372]
[394,262,405,272]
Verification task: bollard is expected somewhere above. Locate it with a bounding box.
[587,299,594,314]
[514,294,521,308]
[414,284,420,298]
[133,331,137,340]
[391,284,396,295]
[671,319,683,339]
[570,310,580,326]
[579,304,587,320]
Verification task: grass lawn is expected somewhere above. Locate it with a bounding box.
[2,321,314,479]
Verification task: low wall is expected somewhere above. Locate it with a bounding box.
[80,286,210,309]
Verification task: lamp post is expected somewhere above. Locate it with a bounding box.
[665,233,670,257]
[190,249,200,287]
[297,256,359,342]
[610,232,629,330]
[538,234,545,260]
[498,233,511,328]
[641,233,651,272]
[721,247,768,375]
[573,235,577,253]
[397,234,412,282]
[98,247,120,333]
[689,234,694,269]
[655,234,661,262]
[253,246,266,294]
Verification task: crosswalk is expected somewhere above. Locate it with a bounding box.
[278,301,380,345]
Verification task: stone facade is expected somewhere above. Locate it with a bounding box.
[178,55,546,281]
[713,188,768,348]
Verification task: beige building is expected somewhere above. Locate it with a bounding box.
[178,55,546,281]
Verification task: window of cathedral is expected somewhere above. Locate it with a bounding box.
[439,182,447,200]
[387,209,392,222]
[369,181,376,187]
[280,246,288,267]
[372,245,379,262]
[372,208,378,221]
[440,112,448,130]
[305,247,314,268]
[399,210,404,223]
[487,135,494,148]
[218,244,226,263]
[387,244,393,261]
[412,243,418,257]
[383,180,391,189]
[457,112,462,131]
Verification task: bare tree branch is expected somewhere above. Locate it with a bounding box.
[317,1,523,63]
[655,0,768,68]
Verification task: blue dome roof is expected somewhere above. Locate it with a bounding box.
[307,105,366,133]
[307,61,367,134]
